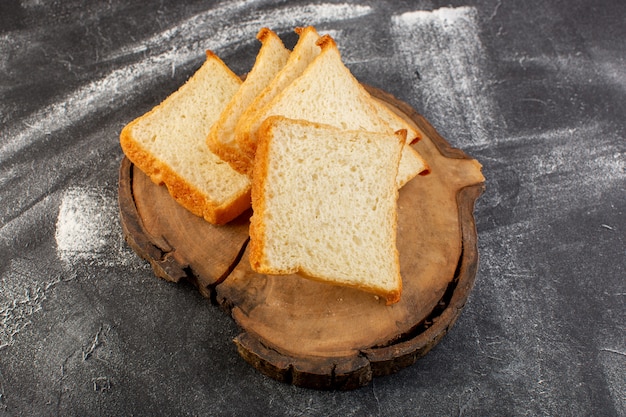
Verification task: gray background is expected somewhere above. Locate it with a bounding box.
[1,0,624,415]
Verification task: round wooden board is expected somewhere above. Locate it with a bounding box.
[118,85,485,390]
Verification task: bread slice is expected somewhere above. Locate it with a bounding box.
[234,26,322,174]
[371,100,429,187]
[237,34,427,187]
[370,95,429,187]
[206,28,290,175]
[120,51,252,225]
[372,98,422,145]
[397,145,430,187]
[249,116,404,304]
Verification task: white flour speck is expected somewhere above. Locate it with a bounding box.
[55,187,132,267]
[107,2,371,61]
[0,258,71,350]
[391,7,502,148]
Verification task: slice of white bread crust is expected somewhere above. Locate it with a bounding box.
[206,28,290,175]
[238,34,427,187]
[234,26,322,174]
[249,116,404,304]
[120,51,252,225]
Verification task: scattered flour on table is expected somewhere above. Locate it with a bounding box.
[55,187,133,268]
[391,7,502,148]
[512,48,626,94]
[0,188,137,350]
[106,2,370,61]
[491,123,625,212]
[597,332,626,416]
[0,255,75,351]
[467,120,624,413]
[1,59,166,165]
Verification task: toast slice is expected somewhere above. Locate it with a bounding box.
[234,26,323,174]
[206,28,290,174]
[249,116,404,304]
[120,51,251,225]
[237,34,428,187]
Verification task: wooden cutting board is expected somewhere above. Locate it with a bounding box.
[118,85,485,390]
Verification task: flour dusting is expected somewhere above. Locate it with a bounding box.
[105,0,262,60]
[55,187,132,267]
[598,341,626,415]
[107,2,370,61]
[0,258,69,350]
[501,123,624,212]
[391,7,501,147]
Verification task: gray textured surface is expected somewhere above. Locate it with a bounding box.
[1,0,624,415]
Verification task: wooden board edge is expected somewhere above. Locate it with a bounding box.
[118,157,194,285]
[233,332,372,391]
[363,182,485,375]
[118,85,486,390]
[232,182,484,389]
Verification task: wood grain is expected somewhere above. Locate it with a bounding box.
[118,85,484,389]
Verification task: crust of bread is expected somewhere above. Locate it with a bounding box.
[119,50,251,225]
[256,27,275,43]
[235,26,321,174]
[206,27,289,176]
[120,125,251,224]
[249,116,403,304]
[237,33,427,188]
[248,117,274,271]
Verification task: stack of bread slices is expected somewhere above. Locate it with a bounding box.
[120,26,429,304]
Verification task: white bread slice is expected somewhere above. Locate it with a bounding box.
[120,51,251,225]
[238,34,427,187]
[369,91,429,186]
[249,116,404,304]
[397,146,430,187]
[235,26,322,173]
[372,99,422,145]
[206,28,290,174]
